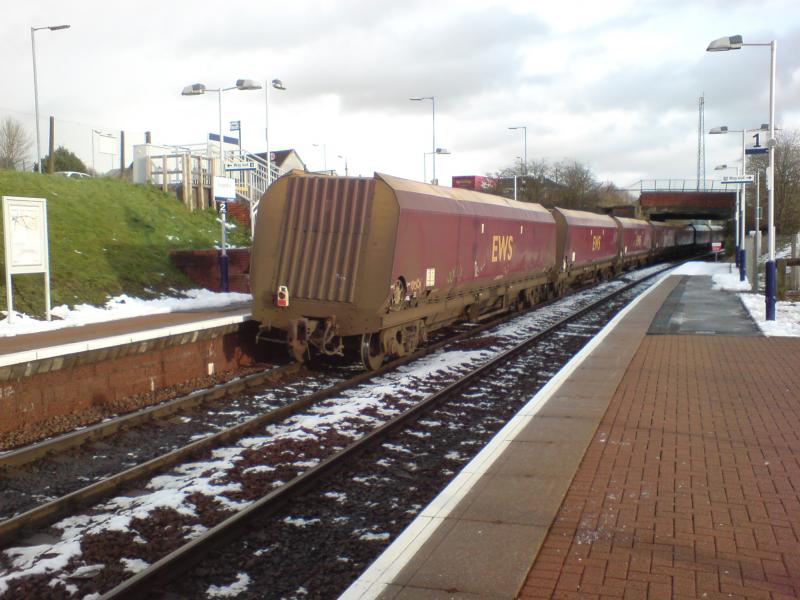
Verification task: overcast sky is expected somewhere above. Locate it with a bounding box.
[2,0,798,187]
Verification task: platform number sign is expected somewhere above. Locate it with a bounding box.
[218,200,227,215]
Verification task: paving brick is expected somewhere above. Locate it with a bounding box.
[520,336,800,599]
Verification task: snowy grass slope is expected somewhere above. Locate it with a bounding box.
[0,171,251,317]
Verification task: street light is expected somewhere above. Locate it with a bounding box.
[707,34,778,320]
[337,154,348,176]
[265,78,286,186]
[710,124,770,281]
[182,78,262,292]
[313,143,327,173]
[410,96,436,183]
[31,24,70,173]
[509,126,527,177]
[423,148,450,184]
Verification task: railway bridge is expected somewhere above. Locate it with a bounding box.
[630,178,738,221]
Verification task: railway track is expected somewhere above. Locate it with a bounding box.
[0,260,685,599]
[0,266,608,534]
[119,262,680,599]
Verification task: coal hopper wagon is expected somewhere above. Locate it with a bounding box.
[250,172,559,369]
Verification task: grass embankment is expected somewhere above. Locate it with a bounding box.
[0,171,251,317]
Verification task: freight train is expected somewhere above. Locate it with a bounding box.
[250,172,723,369]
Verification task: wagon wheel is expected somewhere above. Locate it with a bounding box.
[360,332,386,371]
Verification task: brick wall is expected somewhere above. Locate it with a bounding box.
[226,200,252,229]
[170,248,251,293]
[0,321,265,441]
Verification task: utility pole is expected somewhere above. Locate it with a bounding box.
[696,94,706,190]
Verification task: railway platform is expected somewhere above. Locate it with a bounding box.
[344,267,800,599]
[0,301,260,448]
[0,301,251,366]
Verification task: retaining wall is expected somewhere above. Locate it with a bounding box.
[170,249,251,293]
[0,320,264,443]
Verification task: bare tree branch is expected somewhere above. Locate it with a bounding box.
[0,117,32,171]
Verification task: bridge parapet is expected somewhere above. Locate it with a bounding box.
[629,179,735,193]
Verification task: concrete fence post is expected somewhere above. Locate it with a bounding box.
[182,154,190,209]
[746,235,756,290]
[792,233,800,291]
[197,157,205,210]
[751,231,761,293]
[162,156,168,193]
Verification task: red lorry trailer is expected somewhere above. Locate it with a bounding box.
[551,208,619,288]
[250,172,557,368]
[614,217,653,269]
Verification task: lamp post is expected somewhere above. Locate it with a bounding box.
[313,143,327,173]
[265,78,286,185]
[31,24,70,173]
[337,154,348,176]
[710,124,770,281]
[182,79,262,292]
[423,148,450,184]
[714,163,740,263]
[707,34,778,320]
[509,126,527,177]
[410,96,436,183]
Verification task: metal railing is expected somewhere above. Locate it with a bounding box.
[141,145,287,232]
[627,179,738,193]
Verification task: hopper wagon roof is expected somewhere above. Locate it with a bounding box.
[614,216,650,227]
[377,173,553,223]
[552,207,617,228]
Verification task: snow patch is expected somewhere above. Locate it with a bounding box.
[0,290,251,337]
[206,572,252,598]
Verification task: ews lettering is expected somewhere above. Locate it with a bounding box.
[491,235,514,262]
[591,235,602,251]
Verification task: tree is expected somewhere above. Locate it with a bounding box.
[747,130,800,234]
[493,158,606,209]
[41,146,89,174]
[0,117,32,171]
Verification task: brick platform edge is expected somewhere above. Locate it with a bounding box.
[0,321,264,441]
[170,248,251,293]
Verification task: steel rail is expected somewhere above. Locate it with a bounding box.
[0,362,302,469]
[99,260,685,599]
[0,276,581,546]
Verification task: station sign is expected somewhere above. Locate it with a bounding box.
[224,161,257,172]
[721,175,754,184]
[2,196,52,322]
[213,176,237,200]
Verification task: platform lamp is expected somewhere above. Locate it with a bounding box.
[265,78,286,186]
[508,126,527,177]
[710,124,771,282]
[410,96,436,183]
[707,34,778,320]
[713,163,740,263]
[182,79,262,292]
[423,148,450,185]
[31,24,70,173]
